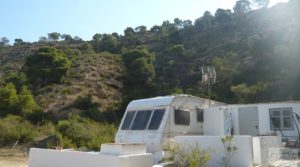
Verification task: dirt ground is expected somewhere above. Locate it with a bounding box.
[0,156,28,167]
[0,149,28,167]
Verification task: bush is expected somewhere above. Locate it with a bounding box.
[25,47,72,87]
[57,115,116,150]
[163,142,212,167]
[0,115,36,146]
[73,95,95,110]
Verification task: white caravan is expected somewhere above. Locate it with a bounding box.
[115,94,225,158]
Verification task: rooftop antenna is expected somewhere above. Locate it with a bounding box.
[201,66,216,107]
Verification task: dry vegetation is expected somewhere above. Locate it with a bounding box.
[35,52,123,116]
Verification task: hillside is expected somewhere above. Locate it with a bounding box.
[0,0,299,150]
[0,42,123,121]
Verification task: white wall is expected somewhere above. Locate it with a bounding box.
[175,136,253,167]
[29,148,153,167]
[252,136,282,166]
[252,137,261,165]
[204,107,226,135]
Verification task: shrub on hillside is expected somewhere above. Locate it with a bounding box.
[57,115,116,150]
[0,83,40,118]
[0,115,36,147]
[25,47,71,87]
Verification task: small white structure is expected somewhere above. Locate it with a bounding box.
[204,102,300,140]
[204,102,300,167]
[29,144,153,167]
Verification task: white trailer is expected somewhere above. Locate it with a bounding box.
[115,94,225,162]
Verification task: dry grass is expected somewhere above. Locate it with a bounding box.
[0,156,28,167]
[35,52,123,114]
[0,149,28,167]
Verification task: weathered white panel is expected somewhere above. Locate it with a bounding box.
[252,136,282,166]
[100,143,146,155]
[253,137,261,165]
[29,148,152,167]
[175,136,253,167]
[126,96,174,110]
[204,106,232,136]
[204,107,226,135]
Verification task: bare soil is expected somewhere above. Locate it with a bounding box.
[0,149,28,167]
[0,156,28,167]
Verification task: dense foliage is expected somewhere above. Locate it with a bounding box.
[0,0,299,150]
[25,47,71,87]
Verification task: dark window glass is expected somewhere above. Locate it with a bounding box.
[283,117,292,128]
[197,108,204,122]
[121,111,136,130]
[148,109,165,130]
[283,110,291,115]
[174,109,190,125]
[272,111,280,116]
[131,110,152,130]
[271,117,281,128]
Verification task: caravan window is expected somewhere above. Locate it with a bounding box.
[270,108,293,130]
[131,110,152,130]
[197,108,204,122]
[121,111,136,130]
[148,109,165,130]
[174,109,190,125]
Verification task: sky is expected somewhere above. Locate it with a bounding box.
[0,0,288,43]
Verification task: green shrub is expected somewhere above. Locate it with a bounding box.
[57,115,116,150]
[73,95,97,110]
[163,142,212,167]
[0,83,19,116]
[25,47,72,87]
[0,115,36,146]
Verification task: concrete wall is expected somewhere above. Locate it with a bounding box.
[29,148,153,167]
[253,136,282,166]
[175,136,253,167]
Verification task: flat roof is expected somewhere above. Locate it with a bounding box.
[229,101,300,107]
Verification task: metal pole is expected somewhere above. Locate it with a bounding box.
[208,82,211,107]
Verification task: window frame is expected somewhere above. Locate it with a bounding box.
[121,111,137,130]
[174,108,191,126]
[196,108,204,123]
[269,108,293,131]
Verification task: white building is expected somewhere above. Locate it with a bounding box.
[204,102,300,141]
